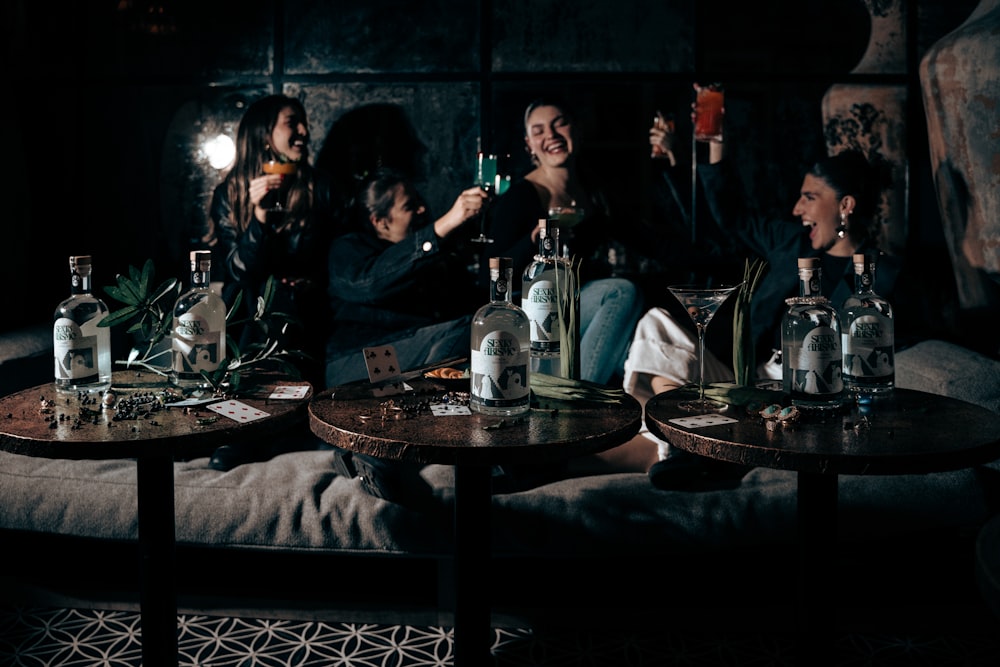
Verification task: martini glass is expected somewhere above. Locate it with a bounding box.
[667,283,742,412]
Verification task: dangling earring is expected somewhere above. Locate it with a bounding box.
[837,212,848,239]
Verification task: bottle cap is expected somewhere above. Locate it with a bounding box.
[798,257,820,269]
[69,255,92,270]
[489,257,512,271]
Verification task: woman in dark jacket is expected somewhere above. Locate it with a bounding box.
[616,108,901,487]
[325,169,487,387]
[207,94,341,388]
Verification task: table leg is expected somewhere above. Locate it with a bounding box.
[796,471,838,663]
[136,452,178,667]
[452,464,493,666]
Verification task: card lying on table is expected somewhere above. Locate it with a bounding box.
[669,414,737,429]
[206,400,271,422]
[268,385,309,400]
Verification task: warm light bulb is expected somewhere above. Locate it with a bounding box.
[204,134,236,170]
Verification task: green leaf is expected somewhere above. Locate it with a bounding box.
[99,305,141,328]
[150,278,180,304]
[117,274,143,304]
[226,290,244,323]
[104,284,140,306]
[139,258,154,297]
[261,276,277,310]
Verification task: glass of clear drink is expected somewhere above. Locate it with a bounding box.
[667,283,742,412]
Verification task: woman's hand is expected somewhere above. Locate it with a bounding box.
[249,174,286,222]
[649,111,677,166]
[435,186,489,238]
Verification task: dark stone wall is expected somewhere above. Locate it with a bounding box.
[3,0,986,347]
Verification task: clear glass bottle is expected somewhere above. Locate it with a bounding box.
[471,256,530,416]
[170,250,227,388]
[841,252,894,394]
[781,257,844,411]
[53,255,112,392]
[522,219,578,378]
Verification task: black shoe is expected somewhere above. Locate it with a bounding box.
[209,445,244,472]
[648,449,753,492]
[330,446,435,510]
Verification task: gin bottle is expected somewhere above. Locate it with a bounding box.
[53,255,112,392]
[521,219,578,378]
[841,252,894,394]
[781,257,844,410]
[171,250,227,388]
[471,256,530,416]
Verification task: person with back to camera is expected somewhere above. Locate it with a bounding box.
[590,85,904,488]
[200,94,340,471]
[323,168,487,505]
[483,98,660,387]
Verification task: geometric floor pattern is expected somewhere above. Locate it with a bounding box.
[3,606,1000,667]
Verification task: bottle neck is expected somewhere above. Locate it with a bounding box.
[854,265,875,294]
[190,268,211,290]
[538,229,559,259]
[798,268,822,298]
[71,270,93,296]
[490,267,513,304]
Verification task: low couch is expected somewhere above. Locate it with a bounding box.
[2,332,999,625]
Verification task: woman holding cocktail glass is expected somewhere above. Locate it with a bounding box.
[483,98,660,386]
[206,94,340,389]
[613,86,904,488]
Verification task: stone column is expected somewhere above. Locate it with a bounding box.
[919,0,1000,309]
[821,0,909,258]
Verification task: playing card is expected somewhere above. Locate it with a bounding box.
[363,345,402,383]
[430,403,472,416]
[669,414,738,429]
[269,385,309,400]
[206,400,270,422]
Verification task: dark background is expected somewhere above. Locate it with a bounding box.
[3,0,991,354]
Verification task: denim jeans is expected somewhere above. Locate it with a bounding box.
[325,315,472,387]
[579,277,645,385]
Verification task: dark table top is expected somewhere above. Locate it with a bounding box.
[0,370,312,461]
[309,378,642,468]
[645,388,1000,476]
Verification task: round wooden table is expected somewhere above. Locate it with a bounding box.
[645,388,1000,650]
[309,379,642,667]
[0,371,312,667]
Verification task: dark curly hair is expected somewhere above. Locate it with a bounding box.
[808,149,892,245]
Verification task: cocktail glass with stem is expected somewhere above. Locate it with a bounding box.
[470,152,497,244]
[667,283,742,412]
[261,159,299,212]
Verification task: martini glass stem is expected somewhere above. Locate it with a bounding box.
[696,323,707,402]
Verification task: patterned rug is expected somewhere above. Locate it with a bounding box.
[3,605,1000,666]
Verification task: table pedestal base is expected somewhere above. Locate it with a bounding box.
[453,464,494,666]
[137,453,178,667]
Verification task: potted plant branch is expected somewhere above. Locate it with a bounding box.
[98,259,307,394]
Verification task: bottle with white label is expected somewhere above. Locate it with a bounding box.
[522,218,578,378]
[841,252,894,394]
[781,257,844,411]
[170,250,227,388]
[471,256,530,416]
[53,255,112,392]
